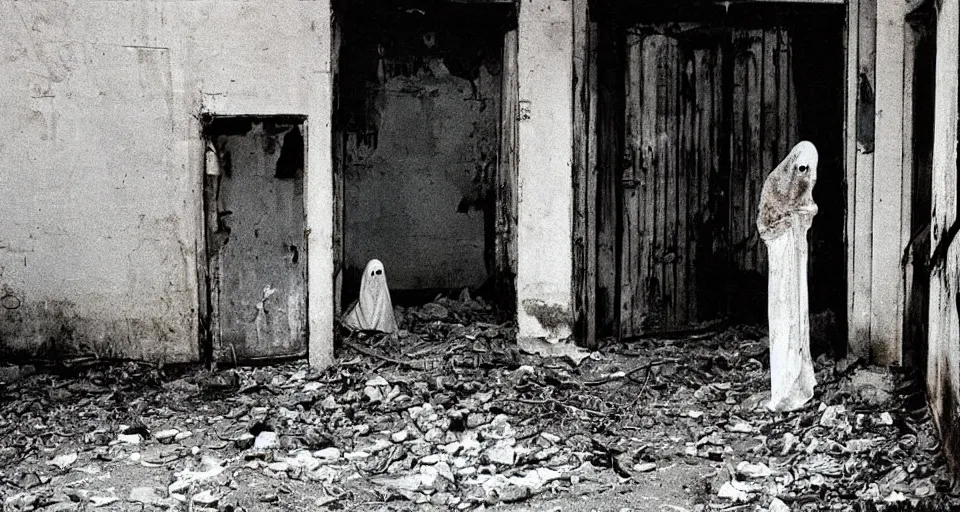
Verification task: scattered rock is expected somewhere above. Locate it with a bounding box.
[89,497,119,508]
[154,429,179,442]
[819,405,847,428]
[191,490,218,507]
[49,452,77,470]
[768,497,790,512]
[484,442,516,466]
[117,434,142,445]
[737,461,772,479]
[634,462,657,473]
[128,487,163,505]
[254,431,279,450]
[315,447,342,461]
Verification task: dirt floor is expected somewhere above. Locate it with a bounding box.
[0,295,958,511]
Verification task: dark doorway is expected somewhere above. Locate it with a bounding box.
[333,0,517,310]
[590,3,847,339]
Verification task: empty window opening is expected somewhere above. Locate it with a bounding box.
[334,0,517,310]
[201,115,308,364]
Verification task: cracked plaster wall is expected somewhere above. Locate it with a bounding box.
[0,1,333,364]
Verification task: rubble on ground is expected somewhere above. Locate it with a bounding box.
[0,293,957,511]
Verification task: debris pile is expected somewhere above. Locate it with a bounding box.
[0,296,957,511]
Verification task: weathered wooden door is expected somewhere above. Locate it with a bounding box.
[204,118,308,362]
[620,32,724,336]
[619,28,799,337]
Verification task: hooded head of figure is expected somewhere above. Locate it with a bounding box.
[342,259,399,333]
[757,141,819,239]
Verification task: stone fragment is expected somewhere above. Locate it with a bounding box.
[366,375,389,387]
[191,490,218,507]
[117,434,141,445]
[364,387,384,403]
[391,430,410,443]
[634,462,657,473]
[90,497,119,508]
[717,482,749,502]
[315,447,341,461]
[254,431,278,450]
[128,487,163,505]
[768,497,790,512]
[819,405,846,428]
[736,461,773,479]
[540,432,560,444]
[49,452,77,470]
[345,451,370,461]
[485,442,516,466]
[235,433,255,450]
[154,429,179,442]
[268,461,290,472]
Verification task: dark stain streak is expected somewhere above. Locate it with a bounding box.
[122,45,169,51]
[929,218,960,276]
[857,72,875,154]
[522,299,572,333]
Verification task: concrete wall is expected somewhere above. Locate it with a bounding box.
[342,25,501,292]
[0,1,333,365]
[515,0,574,342]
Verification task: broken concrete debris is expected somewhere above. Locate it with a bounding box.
[0,296,955,511]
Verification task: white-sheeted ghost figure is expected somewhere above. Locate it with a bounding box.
[757,141,818,412]
[342,259,399,333]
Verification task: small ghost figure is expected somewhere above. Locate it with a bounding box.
[757,141,818,412]
[342,259,398,334]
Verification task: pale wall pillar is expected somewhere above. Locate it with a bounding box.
[515,0,575,343]
[846,0,917,364]
[306,0,336,370]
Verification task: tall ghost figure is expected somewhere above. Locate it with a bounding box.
[757,141,818,412]
[342,259,399,334]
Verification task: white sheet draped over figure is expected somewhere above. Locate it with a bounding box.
[757,141,819,412]
[342,259,399,334]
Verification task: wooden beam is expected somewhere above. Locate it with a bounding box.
[572,0,591,346]
[847,0,876,358]
[869,0,908,364]
[927,0,960,470]
[586,20,599,347]
[595,21,621,337]
[496,28,519,314]
[331,12,344,320]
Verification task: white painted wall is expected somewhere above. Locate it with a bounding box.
[515,0,574,343]
[0,1,333,366]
